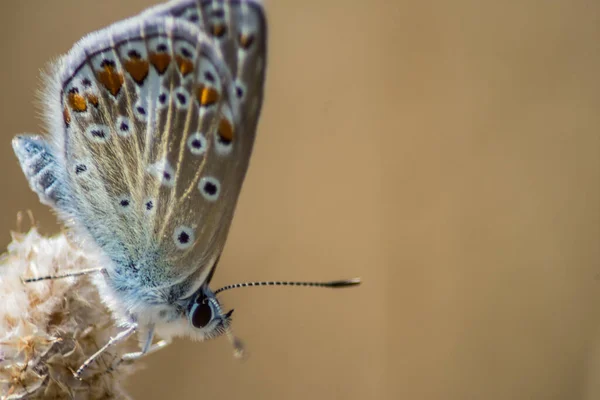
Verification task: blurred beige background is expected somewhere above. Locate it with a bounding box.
[1,1,599,399]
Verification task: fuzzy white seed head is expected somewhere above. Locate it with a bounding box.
[0,222,139,400]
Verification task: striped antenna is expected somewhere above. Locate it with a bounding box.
[214,277,361,295]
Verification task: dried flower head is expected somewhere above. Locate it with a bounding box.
[0,214,138,400]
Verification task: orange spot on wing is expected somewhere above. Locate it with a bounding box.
[239,34,254,49]
[68,92,87,112]
[149,52,171,75]
[218,118,234,143]
[197,85,220,106]
[124,58,150,84]
[86,93,99,108]
[211,24,227,38]
[175,55,194,76]
[63,107,71,127]
[96,64,124,97]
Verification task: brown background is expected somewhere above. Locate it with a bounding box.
[1,1,599,399]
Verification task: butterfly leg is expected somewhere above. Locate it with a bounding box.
[118,339,172,363]
[112,325,171,369]
[22,267,105,283]
[74,324,137,379]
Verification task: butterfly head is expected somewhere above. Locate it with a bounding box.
[179,278,361,352]
[185,284,233,340]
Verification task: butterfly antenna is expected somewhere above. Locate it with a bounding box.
[214,277,361,295]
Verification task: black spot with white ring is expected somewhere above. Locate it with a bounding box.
[74,163,87,175]
[235,85,244,99]
[85,124,110,143]
[198,176,220,201]
[116,116,132,137]
[180,47,193,58]
[117,195,132,214]
[204,71,215,83]
[173,225,195,250]
[157,88,169,110]
[187,132,207,156]
[135,102,148,121]
[147,159,176,187]
[174,88,190,109]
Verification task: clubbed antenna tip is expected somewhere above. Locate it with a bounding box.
[214,277,362,295]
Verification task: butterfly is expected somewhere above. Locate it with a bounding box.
[12,0,360,378]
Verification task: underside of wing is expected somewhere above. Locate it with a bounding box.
[48,15,253,285]
[145,0,267,152]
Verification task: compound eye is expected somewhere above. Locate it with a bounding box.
[190,301,212,329]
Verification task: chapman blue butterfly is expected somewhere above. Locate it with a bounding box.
[12,0,360,379]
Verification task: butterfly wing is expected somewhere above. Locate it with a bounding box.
[145,0,267,139]
[39,11,259,289]
[139,0,267,282]
[12,134,66,209]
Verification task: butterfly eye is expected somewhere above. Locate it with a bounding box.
[189,300,213,329]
